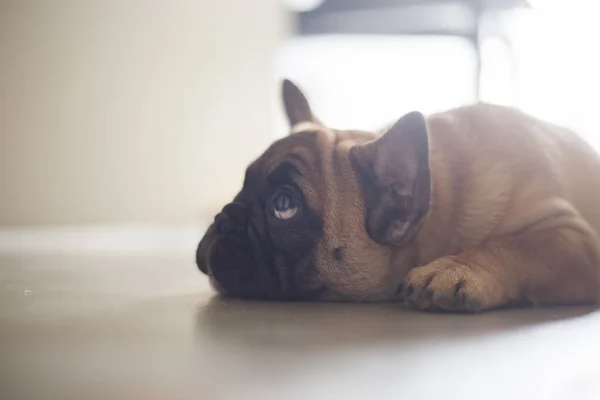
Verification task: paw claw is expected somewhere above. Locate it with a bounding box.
[402,258,504,313]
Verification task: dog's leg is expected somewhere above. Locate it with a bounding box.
[401,222,600,312]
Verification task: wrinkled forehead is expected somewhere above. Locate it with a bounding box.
[243,127,376,210]
[253,126,375,174]
[242,129,330,211]
[262,130,325,176]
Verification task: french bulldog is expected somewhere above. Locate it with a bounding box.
[196,80,600,312]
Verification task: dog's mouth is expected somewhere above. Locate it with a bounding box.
[197,227,282,300]
[196,206,324,301]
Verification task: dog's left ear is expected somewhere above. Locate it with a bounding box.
[282,79,323,132]
[350,111,431,246]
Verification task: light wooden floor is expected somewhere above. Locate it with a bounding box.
[1,252,599,400]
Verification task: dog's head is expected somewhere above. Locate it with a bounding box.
[196,80,431,301]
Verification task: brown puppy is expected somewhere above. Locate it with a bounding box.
[196,80,600,312]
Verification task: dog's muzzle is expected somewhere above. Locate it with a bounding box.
[196,202,285,299]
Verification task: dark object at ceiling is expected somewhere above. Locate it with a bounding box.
[297,0,529,38]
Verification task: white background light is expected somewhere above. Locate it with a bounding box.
[274,35,476,134]
[283,0,325,12]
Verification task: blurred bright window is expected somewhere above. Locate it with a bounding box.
[507,4,600,149]
[274,35,477,135]
[275,3,600,151]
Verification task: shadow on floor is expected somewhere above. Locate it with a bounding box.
[195,295,597,352]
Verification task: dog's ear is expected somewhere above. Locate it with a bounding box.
[282,79,322,131]
[350,111,431,246]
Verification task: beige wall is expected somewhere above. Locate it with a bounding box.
[0,0,290,226]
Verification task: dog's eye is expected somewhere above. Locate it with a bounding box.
[273,192,297,220]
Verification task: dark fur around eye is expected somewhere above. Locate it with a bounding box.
[267,163,300,186]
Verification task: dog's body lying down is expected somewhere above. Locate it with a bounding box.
[196,80,600,312]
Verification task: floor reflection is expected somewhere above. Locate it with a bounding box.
[195,295,596,352]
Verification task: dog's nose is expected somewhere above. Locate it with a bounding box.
[215,202,246,234]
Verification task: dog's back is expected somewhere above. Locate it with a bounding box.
[417,103,600,266]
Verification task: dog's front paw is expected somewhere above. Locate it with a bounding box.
[400,257,507,312]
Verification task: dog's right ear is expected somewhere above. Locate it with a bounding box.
[350,111,431,246]
[282,79,322,132]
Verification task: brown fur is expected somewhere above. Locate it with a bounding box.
[198,80,600,312]
[277,82,600,310]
